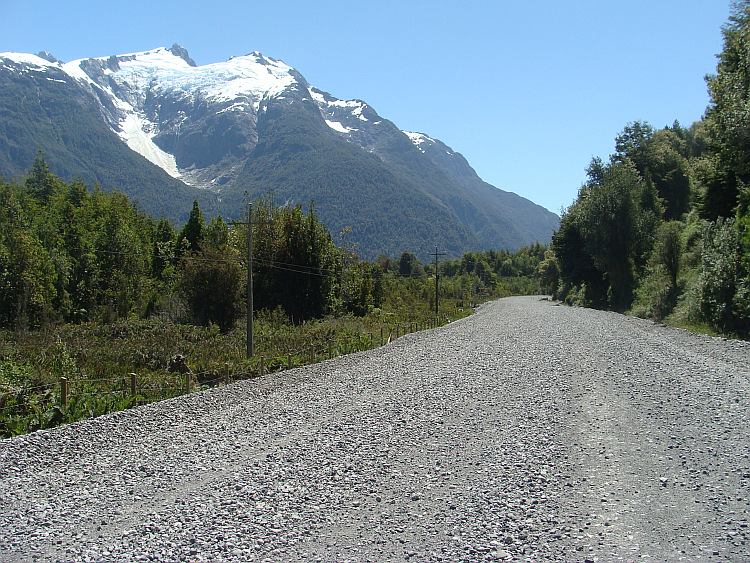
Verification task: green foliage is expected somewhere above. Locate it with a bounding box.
[252,199,339,321]
[179,258,244,334]
[177,200,205,254]
[398,251,423,277]
[654,221,683,289]
[0,156,162,327]
[549,4,750,338]
[631,264,679,321]
[339,261,385,316]
[698,218,750,333]
[553,158,659,311]
[537,248,560,295]
[0,179,57,329]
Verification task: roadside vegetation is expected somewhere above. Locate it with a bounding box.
[6,4,749,438]
[0,160,544,437]
[541,2,750,340]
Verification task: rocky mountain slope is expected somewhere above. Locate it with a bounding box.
[0,45,558,258]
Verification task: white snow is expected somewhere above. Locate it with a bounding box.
[53,47,301,181]
[310,90,326,104]
[217,101,251,114]
[0,52,58,70]
[96,48,297,107]
[324,120,356,134]
[117,113,180,178]
[325,99,363,109]
[351,105,368,121]
[404,131,435,153]
[0,52,65,80]
[6,46,435,185]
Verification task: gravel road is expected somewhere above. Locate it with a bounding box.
[1,296,749,562]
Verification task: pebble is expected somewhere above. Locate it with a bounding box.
[0,297,748,562]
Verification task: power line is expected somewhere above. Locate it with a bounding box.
[0,219,469,282]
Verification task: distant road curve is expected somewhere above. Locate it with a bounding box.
[1,296,749,562]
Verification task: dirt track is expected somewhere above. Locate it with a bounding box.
[1,296,748,562]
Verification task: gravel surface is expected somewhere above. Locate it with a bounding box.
[1,296,749,562]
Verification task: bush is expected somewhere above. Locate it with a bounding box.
[698,218,750,333]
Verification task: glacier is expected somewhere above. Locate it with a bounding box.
[1,47,463,188]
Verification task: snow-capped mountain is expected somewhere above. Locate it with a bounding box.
[0,45,558,258]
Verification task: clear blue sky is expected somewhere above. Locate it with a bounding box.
[2,0,732,215]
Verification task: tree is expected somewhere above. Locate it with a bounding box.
[653,221,683,289]
[252,201,339,321]
[398,251,422,277]
[647,129,692,220]
[699,218,749,333]
[551,207,608,307]
[178,215,243,333]
[702,0,750,218]
[340,261,384,316]
[176,200,204,254]
[553,158,659,311]
[613,121,654,178]
[151,217,177,282]
[24,150,62,204]
[537,248,560,296]
[178,249,244,333]
[0,181,56,329]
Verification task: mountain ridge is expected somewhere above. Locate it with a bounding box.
[0,45,558,259]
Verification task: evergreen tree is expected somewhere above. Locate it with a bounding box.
[177,200,205,254]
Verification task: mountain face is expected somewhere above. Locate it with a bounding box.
[0,44,559,259]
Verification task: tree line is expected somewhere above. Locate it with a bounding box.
[0,154,550,334]
[541,2,750,336]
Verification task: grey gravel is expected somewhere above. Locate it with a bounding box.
[1,296,749,562]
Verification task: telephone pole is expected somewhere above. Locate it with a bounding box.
[430,246,446,315]
[232,205,253,358]
[247,205,253,358]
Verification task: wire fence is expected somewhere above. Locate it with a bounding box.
[0,318,447,436]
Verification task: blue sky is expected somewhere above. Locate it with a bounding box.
[2,0,732,215]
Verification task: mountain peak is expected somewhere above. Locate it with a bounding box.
[36,51,60,64]
[168,44,196,67]
[0,44,559,257]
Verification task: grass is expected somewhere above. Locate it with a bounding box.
[0,298,476,438]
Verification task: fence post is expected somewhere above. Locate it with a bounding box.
[186,372,191,394]
[60,377,67,407]
[287,352,292,370]
[328,341,333,359]
[310,345,315,364]
[224,363,230,386]
[130,372,136,397]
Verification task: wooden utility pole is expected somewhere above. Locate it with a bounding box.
[430,246,446,315]
[247,205,253,358]
[232,205,253,358]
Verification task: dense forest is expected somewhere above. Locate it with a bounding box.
[542,2,750,337]
[0,154,546,334]
[0,156,546,435]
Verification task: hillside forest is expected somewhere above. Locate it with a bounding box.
[541,2,750,337]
